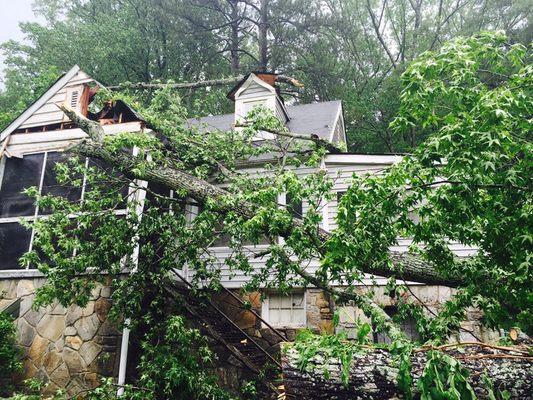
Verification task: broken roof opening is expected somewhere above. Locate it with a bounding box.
[1,65,143,137]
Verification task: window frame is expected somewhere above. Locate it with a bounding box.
[261,290,307,329]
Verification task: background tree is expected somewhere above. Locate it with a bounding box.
[1,0,531,151]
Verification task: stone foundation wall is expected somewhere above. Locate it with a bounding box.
[335,285,499,343]
[0,277,122,396]
[0,279,498,397]
[217,286,498,346]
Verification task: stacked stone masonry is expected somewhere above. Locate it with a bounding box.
[0,278,122,396]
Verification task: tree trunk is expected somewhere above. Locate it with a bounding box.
[281,345,533,399]
[258,0,269,71]
[230,0,240,74]
[69,139,462,289]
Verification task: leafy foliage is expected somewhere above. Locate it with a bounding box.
[1,0,531,151]
[0,312,22,395]
[417,351,476,400]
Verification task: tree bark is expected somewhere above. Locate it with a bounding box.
[281,345,533,399]
[230,0,241,74]
[68,139,462,290]
[258,0,269,71]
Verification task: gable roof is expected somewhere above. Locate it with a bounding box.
[0,65,98,142]
[188,100,343,142]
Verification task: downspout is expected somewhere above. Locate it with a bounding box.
[117,146,147,396]
[117,327,131,396]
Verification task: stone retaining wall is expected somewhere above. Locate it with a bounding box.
[0,278,122,396]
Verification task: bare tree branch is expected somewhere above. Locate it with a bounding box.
[365,0,398,69]
[107,74,303,91]
[235,123,343,153]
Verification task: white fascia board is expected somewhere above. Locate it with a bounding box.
[234,73,276,98]
[328,102,343,141]
[0,65,81,142]
[325,153,404,165]
[6,121,143,155]
[8,121,142,145]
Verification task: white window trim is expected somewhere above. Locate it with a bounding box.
[261,290,307,329]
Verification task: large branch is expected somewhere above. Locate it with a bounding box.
[70,139,461,289]
[63,108,463,290]
[59,104,105,143]
[106,74,303,91]
[282,344,533,399]
[365,0,398,69]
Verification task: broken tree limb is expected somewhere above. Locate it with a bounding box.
[235,123,344,153]
[281,344,533,399]
[106,74,303,91]
[59,104,105,143]
[60,106,469,343]
[69,139,462,290]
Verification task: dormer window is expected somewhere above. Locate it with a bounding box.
[241,99,267,117]
[231,72,289,128]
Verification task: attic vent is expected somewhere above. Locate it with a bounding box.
[70,90,80,108]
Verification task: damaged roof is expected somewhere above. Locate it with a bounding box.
[0,65,143,142]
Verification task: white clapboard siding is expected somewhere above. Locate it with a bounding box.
[186,245,321,289]
[19,70,94,129]
[326,162,392,230]
[238,80,271,99]
[203,156,476,288]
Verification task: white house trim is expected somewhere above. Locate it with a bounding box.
[329,103,343,141]
[234,73,276,98]
[325,154,404,165]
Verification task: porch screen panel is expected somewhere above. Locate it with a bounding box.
[0,154,44,217]
[86,157,130,208]
[0,223,32,270]
[41,152,83,207]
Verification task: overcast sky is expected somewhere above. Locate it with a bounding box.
[0,0,44,81]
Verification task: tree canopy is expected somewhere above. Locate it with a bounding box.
[1,0,531,152]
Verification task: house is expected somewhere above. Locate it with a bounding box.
[0,66,491,395]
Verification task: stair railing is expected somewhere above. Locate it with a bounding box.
[169,269,283,369]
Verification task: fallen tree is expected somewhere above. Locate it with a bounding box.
[107,74,303,91]
[281,343,533,399]
[24,32,531,399]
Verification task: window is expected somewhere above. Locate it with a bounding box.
[0,153,44,217]
[372,306,419,344]
[286,194,303,219]
[262,291,306,327]
[41,152,82,213]
[0,223,33,270]
[0,151,130,270]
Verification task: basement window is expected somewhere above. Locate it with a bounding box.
[262,291,306,328]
